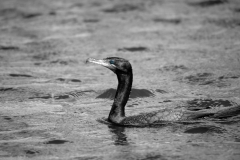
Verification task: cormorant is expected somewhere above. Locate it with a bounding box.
[86,57,240,126]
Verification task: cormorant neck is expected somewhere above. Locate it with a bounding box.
[108,71,133,124]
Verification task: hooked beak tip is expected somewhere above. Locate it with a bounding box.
[86,58,94,64]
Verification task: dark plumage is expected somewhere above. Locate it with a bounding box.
[86,57,240,126]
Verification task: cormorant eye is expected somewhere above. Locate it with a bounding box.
[109,60,115,64]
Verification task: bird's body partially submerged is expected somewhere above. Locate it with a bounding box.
[86,57,239,126]
[87,57,133,124]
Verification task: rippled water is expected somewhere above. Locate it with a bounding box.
[1,0,240,159]
[0,83,240,159]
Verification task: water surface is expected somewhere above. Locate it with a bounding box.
[0,0,240,159]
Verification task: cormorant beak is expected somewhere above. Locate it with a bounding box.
[86,58,116,71]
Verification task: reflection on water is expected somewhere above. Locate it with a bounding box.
[97,118,129,145]
[108,125,129,146]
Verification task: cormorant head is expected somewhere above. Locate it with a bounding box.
[86,57,132,74]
